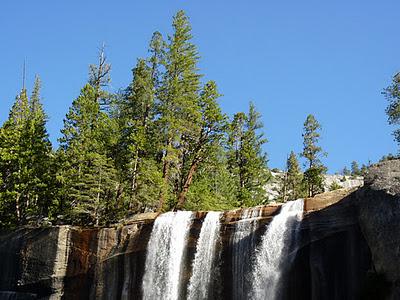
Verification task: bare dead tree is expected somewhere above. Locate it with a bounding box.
[89,43,112,109]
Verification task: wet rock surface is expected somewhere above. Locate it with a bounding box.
[0,160,399,300]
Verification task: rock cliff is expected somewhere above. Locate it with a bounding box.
[0,160,399,300]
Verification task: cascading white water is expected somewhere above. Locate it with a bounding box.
[231,207,262,300]
[187,211,222,300]
[250,199,304,300]
[142,211,194,300]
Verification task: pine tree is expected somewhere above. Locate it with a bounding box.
[176,81,226,208]
[0,77,53,227]
[58,51,119,225]
[0,89,30,226]
[360,164,368,176]
[185,146,237,211]
[329,181,342,191]
[342,166,351,176]
[301,114,327,197]
[351,161,361,176]
[285,151,303,200]
[117,57,163,212]
[148,31,165,90]
[383,72,400,148]
[89,45,112,111]
[156,10,202,210]
[26,77,54,217]
[227,102,270,207]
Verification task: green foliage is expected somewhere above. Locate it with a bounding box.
[301,114,327,197]
[303,166,325,196]
[351,161,361,176]
[176,81,227,208]
[329,181,342,191]
[0,77,53,227]
[342,166,351,176]
[383,72,400,148]
[281,151,304,201]
[227,102,270,207]
[0,10,289,227]
[58,78,119,225]
[184,149,237,211]
[114,13,229,212]
[379,153,398,162]
[301,115,324,168]
[156,10,203,210]
[89,45,112,111]
[360,164,368,176]
[116,56,163,212]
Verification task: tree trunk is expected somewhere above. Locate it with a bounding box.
[115,183,123,210]
[129,152,139,210]
[176,160,199,209]
[16,193,21,223]
[95,169,102,226]
[282,172,288,202]
[157,146,170,212]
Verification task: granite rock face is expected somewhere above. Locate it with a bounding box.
[357,160,400,300]
[0,218,155,300]
[0,160,399,300]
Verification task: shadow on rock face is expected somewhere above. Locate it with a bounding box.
[0,159,399,300]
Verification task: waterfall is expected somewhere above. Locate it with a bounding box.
[231,207,262,300]
[50,226,71,300]
[142,211,194,300]
[250,199,304,300]
[187,211,222,300]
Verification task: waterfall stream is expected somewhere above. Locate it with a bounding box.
[250,199,304,300]
[142,211,194,300]
[141,200,303,300]
[187,211,222,300]
[231,207,262,300]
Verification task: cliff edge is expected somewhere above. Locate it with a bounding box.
[0,160,399,300]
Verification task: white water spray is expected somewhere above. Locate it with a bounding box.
[187,211,222,300]
[250,199,304,300]
[231,207,262,300]
[142,211,194,300]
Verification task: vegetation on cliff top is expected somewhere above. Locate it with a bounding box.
[0,11,271,227]
[383,72,400,147]
[1,10,395,228]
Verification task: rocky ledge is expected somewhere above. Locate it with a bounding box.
[0,160,399,300]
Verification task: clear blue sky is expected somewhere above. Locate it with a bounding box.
[1,0,399,172]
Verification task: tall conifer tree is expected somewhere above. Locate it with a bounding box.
[383,72,400,148]
[58,51,118,225]
[176,81,226,208]
[288,151,303,198]
[301,114,326,197]
[27,77,53,217]
[351,161,361,176]
[118,58,163,211]
[0,89,30,226]
[156,10,202,210]
[227,102,270,207]
[0,77,52,227]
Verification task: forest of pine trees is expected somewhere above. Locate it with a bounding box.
[3,10,393,228]
[0,11,272,227]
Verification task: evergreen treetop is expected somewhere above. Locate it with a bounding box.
[0,78,53,227]
[227,102,270,207]
[301,114,327,197]
[383,72,400,148]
